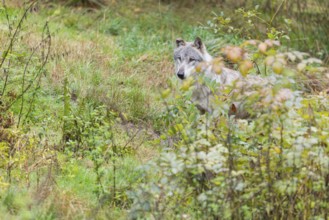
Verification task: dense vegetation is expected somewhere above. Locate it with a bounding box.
[0,0,328,219]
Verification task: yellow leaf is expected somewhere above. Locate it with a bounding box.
[161,88,171,99]
[239,60,253,76]
[180,78,194,91]
[273,147,281,154]
[272,61,283,74]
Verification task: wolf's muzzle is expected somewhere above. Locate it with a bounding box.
[177,73,185,80]
[177,69,185,80]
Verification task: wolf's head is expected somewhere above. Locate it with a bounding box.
[174,37,212,80]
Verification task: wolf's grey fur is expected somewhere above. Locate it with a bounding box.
[174,37,240,84]
[173,37,295,118]
[174,37,212,80]
[174,37,242,113]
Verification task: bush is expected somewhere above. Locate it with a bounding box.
[166,0,329,62]
[128,37,329,219]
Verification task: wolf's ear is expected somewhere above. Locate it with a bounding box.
[194,37,203,50]
[176,38,185,47]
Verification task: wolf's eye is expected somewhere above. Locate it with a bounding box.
[189,58,196,62]
[177,57,181,61]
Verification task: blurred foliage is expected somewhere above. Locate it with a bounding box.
[163,0,329,62]
[129,38,329,219]
[0,0,328,219]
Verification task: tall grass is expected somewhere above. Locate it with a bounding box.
[162,0,329,62]
[0,0,328,219]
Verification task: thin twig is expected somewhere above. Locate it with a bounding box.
[22,23,51,125]
[17,42,40,127]
[0,1,37,69]
[270,0,286,26]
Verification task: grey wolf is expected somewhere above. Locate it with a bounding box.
[173,37,243,115]
[173,37,295,118]
[174,37,240,85]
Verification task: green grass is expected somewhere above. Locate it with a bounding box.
[1,0,328,219]
[1,3,190,215]
[36,4,211,122]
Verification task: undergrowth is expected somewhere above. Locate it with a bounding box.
[0,0,328,219]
